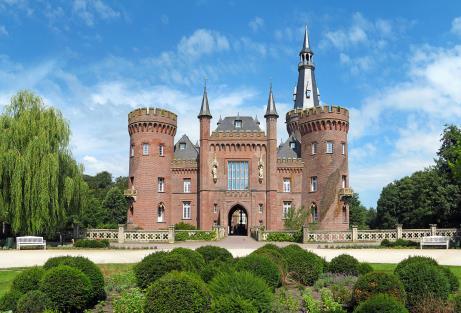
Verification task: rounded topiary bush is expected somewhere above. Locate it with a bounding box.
[144,271,211,313]
[394,256,438,275]
[453,293,461,312]
[0,289,22,312]
[281,245,323,285]
[328,254,360,276]
[252,245,288,279]
[40,265,92,312]
[210,296,258,313]
[134,251,191,289]
[16,290,51,313]
[352,272,406,305]
[353,293,409,313]
[357,263,373,275]
[209,271,274,313]
[43,256,106,303]
[200,259,234,283]
[11,267,45,294]
[195,245,233,263]
[235,254,281,289]
[170,247,205,272]
[440,266,459,292]
[394,260,450,308]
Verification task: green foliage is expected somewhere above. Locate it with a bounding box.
[252,244,288,279]
[170,247,206,272]
[209,271,274,313]
[438,125,461,182]
[328,254,360,276]
[353,293,409,313]
[0,90,88,235]
[320,288,347,313]
[113,288,145,313]
[453,293,461,312]
[348,193,369,229]
[235,254,281,289]
[43,256,106,304]
[283,206,309,231]
[281,244,323,285]
[105,270,137,293]
[266,232,297,242]
[302,289,321,313]
[144,271,212,313]
[174,222,197,230]
[175,230,216,241]
[441,266,460,292]
[196,245,233,263]
[199,260,234,283]
[102,186,128,224]
[40,265,92,312]
[0,289,22,312]
[74,239,110,248]
[210,296,258,313]
[353,272,406,305]
[11,267,45,294]
[394,256,438,274]
[271,288,301,313]
[134,251,191,289]
[313,273,357,306]
[16,290,51,313]
[357,263,373,275]
[380,239,418,248]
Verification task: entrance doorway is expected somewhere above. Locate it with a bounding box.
[228,205,248,236]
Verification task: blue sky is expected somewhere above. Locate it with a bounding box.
[1,0,461,208]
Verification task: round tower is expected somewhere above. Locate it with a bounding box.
[126,107,177,230]
[291,105,351,230]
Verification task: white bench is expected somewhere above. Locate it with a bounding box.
[420,236,449,249]
[16,236,46,250]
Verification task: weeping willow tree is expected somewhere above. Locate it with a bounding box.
[0,90,88,235]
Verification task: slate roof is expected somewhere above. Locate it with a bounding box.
[277,135,301,158]
[174,134,199,160]
[214,116,262,132]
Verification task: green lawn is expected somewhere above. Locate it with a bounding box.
[0,269,23,297]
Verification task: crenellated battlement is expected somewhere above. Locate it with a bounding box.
[128,107,177,122]
[128,107,177,136]
[286,105,348,120]
[286,105,349,136]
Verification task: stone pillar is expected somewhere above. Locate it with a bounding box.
[430,224,437,236]
[396,224,403,240]
[168,225,175,243]
[118,224,125,244]
[302,225,310,244]
[257,226,264,241]
[352,225,358,242]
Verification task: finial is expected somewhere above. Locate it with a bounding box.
[198,81,212,118]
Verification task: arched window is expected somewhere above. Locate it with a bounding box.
[311,203,318,222]
[157,203,165,223]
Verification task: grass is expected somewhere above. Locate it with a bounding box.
[0,269,23,298]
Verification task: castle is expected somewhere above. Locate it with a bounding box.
[124,28,352,234]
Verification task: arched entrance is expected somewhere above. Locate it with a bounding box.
[228,205,248,236]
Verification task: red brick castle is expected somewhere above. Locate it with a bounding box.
[124,28,352,234]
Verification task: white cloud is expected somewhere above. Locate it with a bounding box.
[0,25,8,36]
[451,17,461,36]
[72,0,120,26]
[249,17,264,32]
[339,53,372,74]
[178,29,230,60]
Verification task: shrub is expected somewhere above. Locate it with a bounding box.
[411,296,455,313]
[302,289,321,313]
[252,244,288,278]
[352,272,406,305]
[235,254,281,289]
[74,239,110,248]
[380,239,391,247]
[106,270,137,293]
[395,261,449,308]
[113,288,145,313]
[16,290,51,313]
[380,239,418,248]
[174,222,197,230]
[134,251,191,289]
[328,254,360,276]
[320,288,347,313]
[0,289,22,312]
[357,263,373,275]
[314,273,357,305]
[394,256,438,274]
[196,245,233,263]
[199,259,234,282]
[175,230,216,241]
[266,232,296,242]
[440,266,459,292]
[11,267,45,294]
[144,271,211,313]
[170,247,205,272]
[209,271,274,313]
[43,256,106,304]
[40,265,92,312]
[281,244,323,285]
[272,288,301,312]
[353,293,409,313]
[210,296,258,313]
[453,293,461,312]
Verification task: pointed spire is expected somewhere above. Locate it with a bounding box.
[264,84,278,118]
[198,80,212,118]
[302,25,310,51]
[217,115,222,125]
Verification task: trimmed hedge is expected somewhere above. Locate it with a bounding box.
[16,290,51,313]
[43,256,106,304]
[251,246,288,280]
[174,222,197,230]
[200,260,234,283]
[40,265,92,312]
[175,230,216,241]
[440,266,459,292]
[74,239,110,248]
[0,289,22,312]
[380,239,418,248]
[357,263,373,275]
[210,296,258,313]
[144,271,212,313]
[353,293,409,313]
[134,251,191,289]
[352,272,406,305]
[328,254,360,276]
[235,254,281,289]
[196,245,233,263]
[394,256,438,274]
[170,248,206,272]
[209,271,274,313]
[11,267,45,294]
[281,244,323,285]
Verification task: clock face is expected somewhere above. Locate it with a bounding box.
[305,89,311,98]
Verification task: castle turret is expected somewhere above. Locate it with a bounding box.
[126,108,177,229]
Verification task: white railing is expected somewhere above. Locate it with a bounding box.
[401,229,431,240]
[357,230,397,241]
[124,230,170,242]
[86,229,119,240]
[306,231,352,242]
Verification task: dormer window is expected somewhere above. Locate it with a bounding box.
[289,142,296,149]
[234,120,242,128]
[179,143,186,150]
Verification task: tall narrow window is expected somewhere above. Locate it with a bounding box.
[326,141,333,154]
[341,142,346,155]
[283,178,291,192]
[130,145,135,157]
[259,203,263,214]
[183,202,191,219]
[310,176,318,192]
[213,203,218,213]
[158,177,165,192]
[342,205,347,223]
[157,204,165,223]
[159,144,164,156]
[227,161,249,190]
[183,178,191,193]
[311,142,317,155]
[282,202,292,219]
[341,175,347,188]
[311,203,318,222]
[142,143,149,155]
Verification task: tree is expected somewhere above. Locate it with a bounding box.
[0,90,88,235]
[102,187,128,224]
[348,193,368,229]
[283,206,309,230]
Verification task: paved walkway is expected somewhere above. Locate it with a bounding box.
[1,236,461,268]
